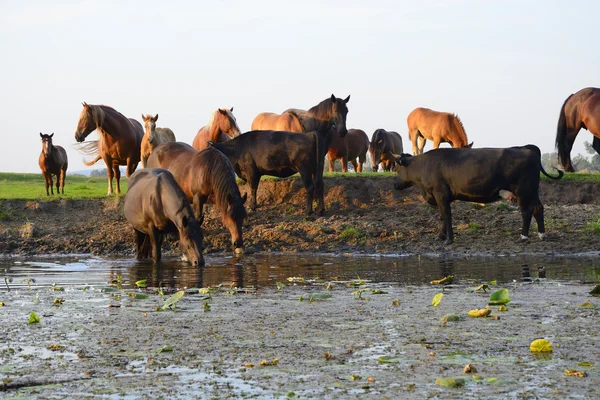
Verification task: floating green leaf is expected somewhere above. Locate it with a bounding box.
[435,377,465,388]
[589,284,600,296]
[485,377,501,385]
[125,292,149,300]
[441,314,462,323]
[377,356,400,363]
[161,290,184,310]
[530,339,553,353]
[431,276,454,285]
[135,279,147,288]
[578,361,593,367]
[157,345,173,353]
[489,280,497,285]
[488,288,511,305]
[432,293,444,307]
[303,292,332,301]
[28,312,40,324]
[370,289,388,294]
[475,284,490,293]
[101,287,119,293]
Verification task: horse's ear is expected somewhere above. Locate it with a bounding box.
[82,102,89,108]
[141,114,146,121]
[153,114,159,121]
[39,132,43,138]
[229,107,234,112]
[467,142,474,148]
[344,95,350,103]
[218,108,228,115]
[50,133,54,138]
[330,94,336,102]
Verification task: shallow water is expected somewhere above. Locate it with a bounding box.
[2,253,599,291]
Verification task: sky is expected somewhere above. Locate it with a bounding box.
[1,0,599,173]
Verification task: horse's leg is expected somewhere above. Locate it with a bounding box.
[49,174,54,195]
[192,193,204,224]
[432,136,441,150]
[562,129,578,172]
[60,169,66,194]
[418,135,427,155]
[105,159,114,196]
[43,173,50,196]
[114,165,122,194]
[410,130,419,155]
[148,227,162,263]
[592,136,600,156]
[248,172,260,211]
[328,156,335,173]
[351,158,359,173]
[55,174,60,195]
[342,155,348,173]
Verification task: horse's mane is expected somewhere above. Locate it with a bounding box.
[285,97,336,133]
[197,147,246,221]
[452,114,469,143]
[208,108,239,130]
[86,104,106,128]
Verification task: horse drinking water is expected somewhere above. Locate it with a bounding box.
[407,107,473,155]
[38,133,68,195]
[74,102,144,195]
[124,168,204,266]
[192,108,240,150]
[555,87,600,172]
[140,114,176,168]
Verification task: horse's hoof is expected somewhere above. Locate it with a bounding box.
[520,234,529,241]
[444,239,453,246]
[538,232,546,240]
[234,247,244,256]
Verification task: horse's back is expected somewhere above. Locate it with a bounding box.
[156,127,176,143]
[387,131,404,154]
[251,111,302,132]
[345,129,369,158]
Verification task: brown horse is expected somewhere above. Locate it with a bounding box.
[407,107,473,155]
[124,168,204,266]
[38,133,68,195]
[191,108,240,150]
[147,142,246,254]
[140,114,176,168]
[369,129,404,172]
[74,103,144,195]
[555,87,600,172]
[327,128,370,172]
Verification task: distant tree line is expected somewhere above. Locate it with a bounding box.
[542,141,600,173]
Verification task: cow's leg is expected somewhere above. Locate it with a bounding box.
[434,192,453,244]
[299,171,314,215]
[532,199,546,240]
[518,200,534,240]
[135,229,148,259]
[248,172,260,211]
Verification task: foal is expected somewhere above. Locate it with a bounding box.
[38,133,68,195]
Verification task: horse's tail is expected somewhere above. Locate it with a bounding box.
[74,140,102,166]
[137,233,152,259]
[555,94,573,166]
[204,147,246,221]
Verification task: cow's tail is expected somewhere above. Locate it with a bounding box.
[555,94,573,166]
[541,165,564,180]
[524,144,564,180]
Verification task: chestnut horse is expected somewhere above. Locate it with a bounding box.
[124,168,204,266]
[74,103,144,195]
[147,142,246,254]
[38,133,68,195]
[407,107,472,155]
[327,128,370,172]
[555,87,600,172]
[191,108,240,150]
[140,114,176,168]
[369,129,404,172]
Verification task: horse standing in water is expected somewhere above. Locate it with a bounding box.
[555,87,600,172]
[124,168,204,266]
[191,108,240,150]
[327,128,370,172]
[369,129,404,172]
[147,142,246,254]
[140,114,176,168]
[407,107,473,155]
[38,133,68,195]
[74,103,144,195]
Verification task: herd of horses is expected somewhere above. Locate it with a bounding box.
[35,87,600,265]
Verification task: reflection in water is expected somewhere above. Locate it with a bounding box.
[1,254,599,291]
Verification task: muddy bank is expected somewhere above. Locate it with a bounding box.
[1,176,600,258]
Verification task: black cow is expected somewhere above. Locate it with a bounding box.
[391,145,563,244]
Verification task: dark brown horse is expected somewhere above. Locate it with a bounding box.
[38,133,68,195]
[210,129,331,213]
[369,129,403,172]
[407,107,472,155]
[124,168,204,266]
[74,103,144,195]
[192,108,241,150]
[327,128,370,172]
[147,142,246,254]
[555,87,600,172]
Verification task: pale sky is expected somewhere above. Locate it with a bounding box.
[1,0,599,173]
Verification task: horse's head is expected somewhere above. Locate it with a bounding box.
[142,114,159,144]
[40,132,54,157]
[329,94,350,138]
[179,215,205,267]
[74,102,99,142]
[369,129,386,171]
[216,107,241,139]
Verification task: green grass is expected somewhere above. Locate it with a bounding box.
[0,172,129,200]
[585,214,600,235]
[542,171,600,183]
[340,226,362,240]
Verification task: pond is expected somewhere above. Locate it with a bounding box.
[1,254,599,399]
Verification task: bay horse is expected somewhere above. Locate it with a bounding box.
[147,142,246,254]
[191,108,240,150]
[38,133,68,195]
[555,87,600,172]
[124,168,204,266]
[140,114,176,168]
[327,128,370,172]
[74,102,144,195]
[407,107,473,155]
[369,129,403,172]
[210,129,332,213]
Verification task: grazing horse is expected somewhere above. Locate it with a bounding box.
[555,87,600,172]
[38,133,68,195]
[407,107,473,155]
[210,129,334,213]
[74,102,144,195]
[147,142,246,254]
[327,128,370,172]
[124,168,204,266]
[191,108,240,150]
[369,129,403,172]
[140,114,176,168]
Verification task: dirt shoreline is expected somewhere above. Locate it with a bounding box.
[1,176,599,258]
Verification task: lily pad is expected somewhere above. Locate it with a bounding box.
[157,345,173,353]
[530,339,553,353]
[377,356,400,363]
[161,290,185,310]
[431,276,454,285]
[488,288,511,305]
[126,292,149,300]
[28,312,40,324]
[468,308,491,318]
[302,292,333,301]
[432,293,444,307]
[435,377,465,388]
[441,314,462,323]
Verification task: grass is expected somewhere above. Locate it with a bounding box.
[0,172,129,200]
[541,171,600,183]
[340,226,361,240]
[467,222,481,233]
[585,214,600,235]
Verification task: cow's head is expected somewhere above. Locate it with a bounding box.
[391,153,414,190]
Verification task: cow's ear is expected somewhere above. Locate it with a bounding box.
[467,142,474,148]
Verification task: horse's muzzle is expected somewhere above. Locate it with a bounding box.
[75,133,84,143]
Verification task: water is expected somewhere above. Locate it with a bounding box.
[1,253,598,291]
